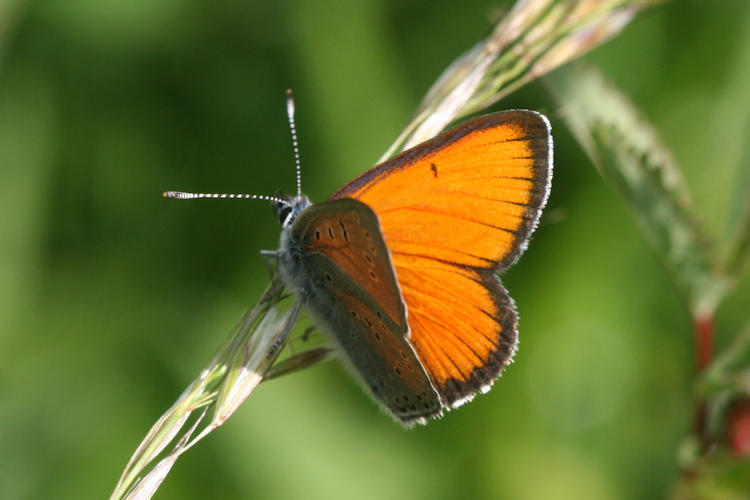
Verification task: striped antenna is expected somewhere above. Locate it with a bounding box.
[162,191,287,205]
[286,89,302,198]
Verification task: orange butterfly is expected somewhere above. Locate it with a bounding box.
[166,100,552,426]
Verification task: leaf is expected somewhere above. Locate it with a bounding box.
[547,64,729,317]
[722,122,750,280]
[670,451,750,500]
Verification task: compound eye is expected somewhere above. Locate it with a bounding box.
[278,206,292,225]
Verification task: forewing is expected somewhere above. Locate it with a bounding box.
[289,198,443,424]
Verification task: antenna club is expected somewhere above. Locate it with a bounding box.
[286,90,296,119]
[285,89,303,198]
[163,191,195,199]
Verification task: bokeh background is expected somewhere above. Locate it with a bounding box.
[1,1,749,498]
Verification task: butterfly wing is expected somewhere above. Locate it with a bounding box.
[284,198,443,424]
[331,110,552,407]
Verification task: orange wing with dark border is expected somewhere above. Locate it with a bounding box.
[331,110,552,407]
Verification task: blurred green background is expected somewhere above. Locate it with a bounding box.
[1,1,749,498]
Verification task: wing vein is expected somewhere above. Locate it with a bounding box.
[378,205,520,234]
[399,277,499,347]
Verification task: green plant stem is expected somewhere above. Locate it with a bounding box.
[693,313,715,450]
[694,313,715,373]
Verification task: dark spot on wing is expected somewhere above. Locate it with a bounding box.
[339,220,349,241]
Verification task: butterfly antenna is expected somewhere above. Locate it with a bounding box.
[162,191,288,205]
[286,89,302,199]
[163,91,305,208]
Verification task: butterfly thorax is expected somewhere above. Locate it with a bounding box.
[275,195,312,303]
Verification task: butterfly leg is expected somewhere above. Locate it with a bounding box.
[260,249,278,275]
[300,325,316,342]
[287,325,317,355]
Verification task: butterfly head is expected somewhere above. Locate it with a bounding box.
[273,193,311,228]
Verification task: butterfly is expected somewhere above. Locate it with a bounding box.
[166,94,552,426]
